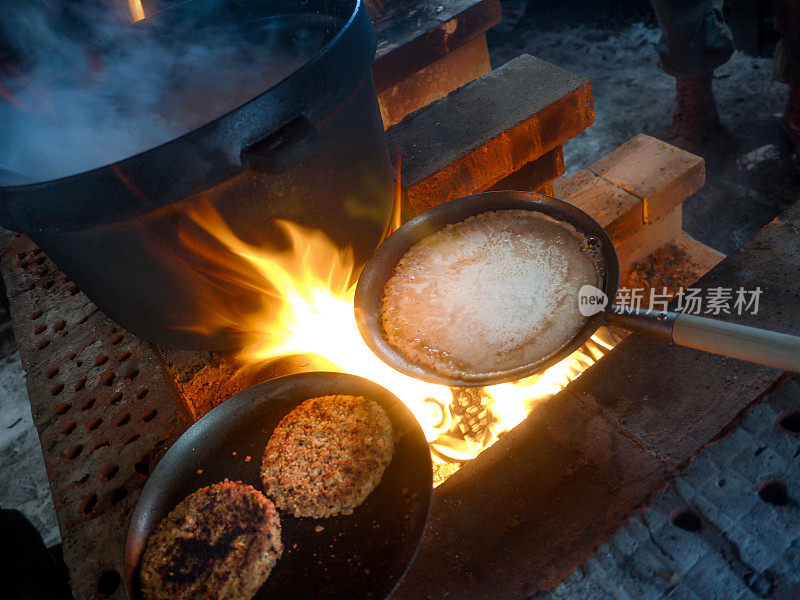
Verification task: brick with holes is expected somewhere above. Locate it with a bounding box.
[0,233,190,600]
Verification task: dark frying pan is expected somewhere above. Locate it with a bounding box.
[354,190,800,387]
[124,372,432,600]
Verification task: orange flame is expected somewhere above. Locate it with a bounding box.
[181,200,617,484]
[128,0,145,22]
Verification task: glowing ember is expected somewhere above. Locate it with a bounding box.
[182,201,616,484]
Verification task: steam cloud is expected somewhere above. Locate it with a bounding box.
[0,0,334,184]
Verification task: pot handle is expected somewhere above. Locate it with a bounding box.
[241,115,321,174]
[607,307,800,372]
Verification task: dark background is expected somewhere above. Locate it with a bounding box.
[487,0,799,254]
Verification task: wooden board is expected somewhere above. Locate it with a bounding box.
[372,0,501,93]
[388,54,595,213]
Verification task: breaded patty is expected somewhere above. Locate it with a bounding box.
[140,480,282,600]
[261,395,395,518]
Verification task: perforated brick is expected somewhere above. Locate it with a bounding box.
[0,232,189,600]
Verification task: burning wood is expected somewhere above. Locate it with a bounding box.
[180,201,618,485]
[450,387,495,443]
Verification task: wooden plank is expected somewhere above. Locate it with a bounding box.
[378,34,492,128]
[588,133,705,225]
[372,0,501,93]
[554,167,643,241]
[554,134,707,271]
[487,145,565,193]
[387,54,595,214]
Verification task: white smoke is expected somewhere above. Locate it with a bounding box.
[0,0,334,183]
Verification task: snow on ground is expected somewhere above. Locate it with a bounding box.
[0,324,60,546]
[489,16,799,253]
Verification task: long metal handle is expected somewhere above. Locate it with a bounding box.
[606,306,800,372]
[672,313,800,371]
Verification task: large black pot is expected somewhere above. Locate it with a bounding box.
[0,0,394,350]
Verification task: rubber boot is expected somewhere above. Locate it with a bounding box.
[664,70,720,155]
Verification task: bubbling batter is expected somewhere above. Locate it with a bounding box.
[379,209,600,380]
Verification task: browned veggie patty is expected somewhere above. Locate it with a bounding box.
[260,395,395,518]
[140,480,282,600]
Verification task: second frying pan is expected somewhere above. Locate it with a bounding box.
[124,372,432,600]
[354,191,800,387]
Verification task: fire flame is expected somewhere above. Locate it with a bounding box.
[182,201,616,483]
[128,0,145,22]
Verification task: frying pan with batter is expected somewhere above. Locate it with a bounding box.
[354,191,800,387]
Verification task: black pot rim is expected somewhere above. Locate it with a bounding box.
[0,0,377,234]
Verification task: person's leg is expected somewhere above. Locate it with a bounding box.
[772,0,800,168]
[650,0,734,76]
[649,0,734,153]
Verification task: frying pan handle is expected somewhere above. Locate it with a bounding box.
[671,313,800,371]
[241,115,321,174]
[607,306,800,371]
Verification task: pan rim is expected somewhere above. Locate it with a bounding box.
[124,370,433,600]
[354,190,620,387]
